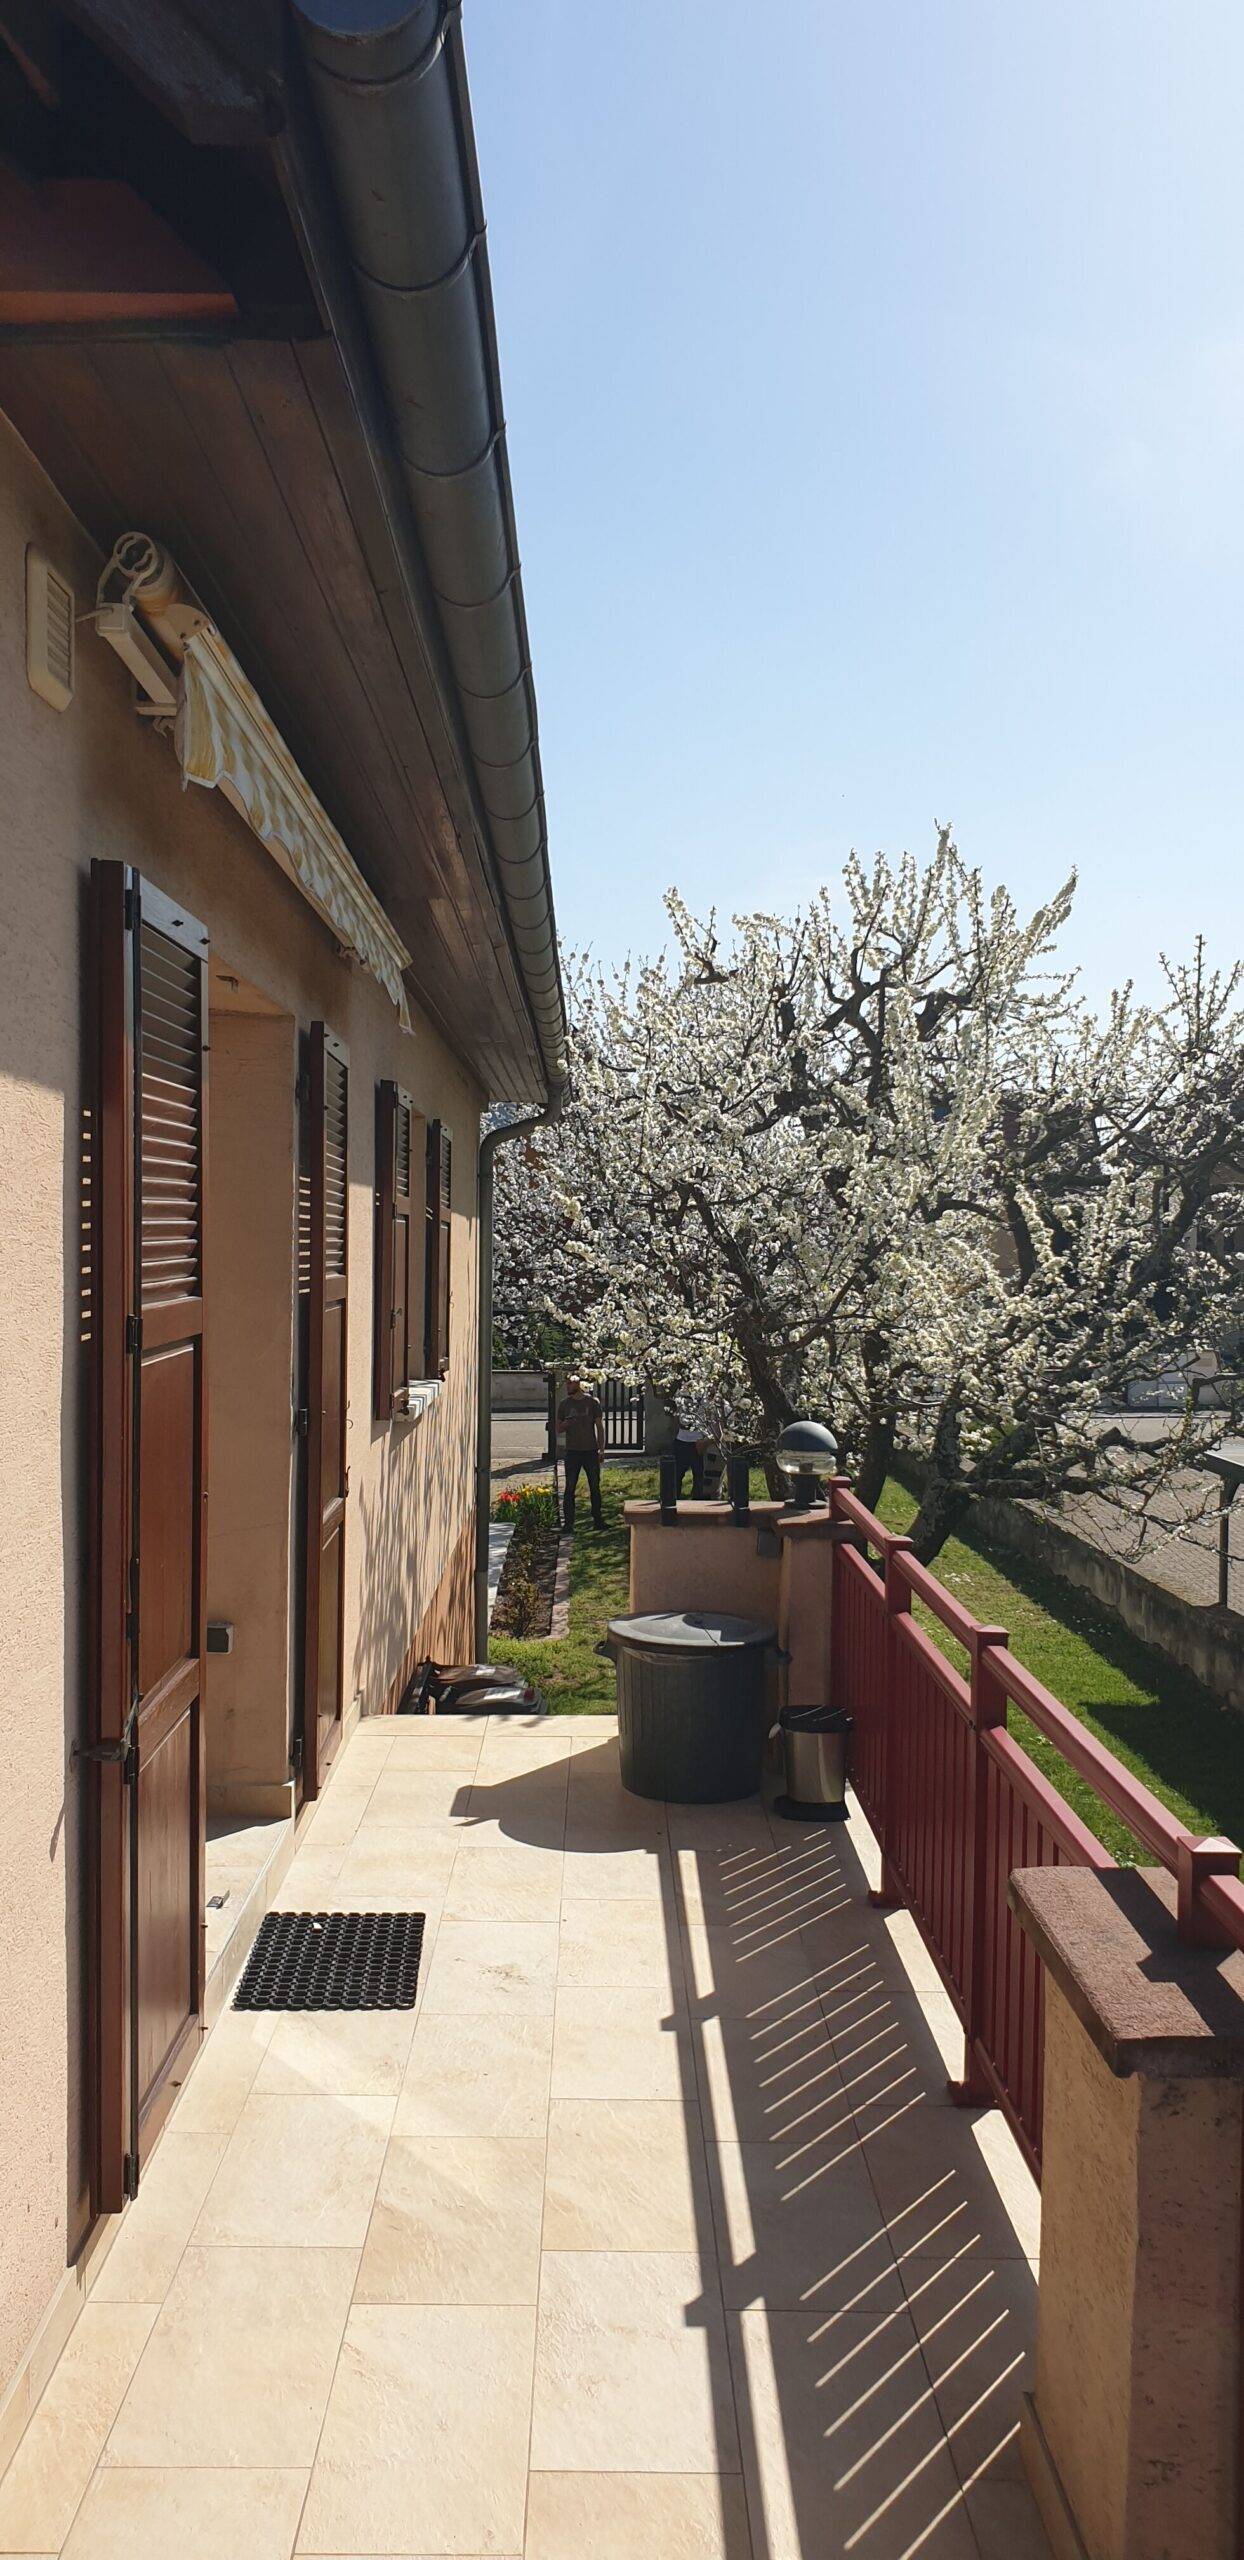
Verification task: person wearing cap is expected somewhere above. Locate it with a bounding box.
[557,1372,605,1531]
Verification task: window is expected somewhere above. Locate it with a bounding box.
[373,1080,419,1418]
[424,1119,452,1379]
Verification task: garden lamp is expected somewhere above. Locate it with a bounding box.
[774,1418,838,1510]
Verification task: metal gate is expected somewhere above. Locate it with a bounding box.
[601,1378,644,1449]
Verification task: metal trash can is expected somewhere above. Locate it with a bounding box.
[607,1611,776,1802]
[774,1705,853,1821]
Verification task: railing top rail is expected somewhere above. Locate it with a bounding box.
[987,1644,1187,1870]
[983,1724,1118,1872]
[825,1475,1242,1952]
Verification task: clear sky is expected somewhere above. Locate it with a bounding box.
[466,1,1243,1005]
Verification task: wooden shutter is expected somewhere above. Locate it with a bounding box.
[424,1118,452,1378]
[374,1081,417,1419]
[91,863,207,2208]
[302,1024,348,1797]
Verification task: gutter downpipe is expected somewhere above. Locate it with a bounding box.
[475,1096,563,1658]
[291,0,566,1105]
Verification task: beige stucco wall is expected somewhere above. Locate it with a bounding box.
[0,411,484,2403]
[205,1009,297,1800]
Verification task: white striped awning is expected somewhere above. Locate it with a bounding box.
[174,625,412,1029]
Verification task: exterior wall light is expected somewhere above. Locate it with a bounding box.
[774,1418,839,1511]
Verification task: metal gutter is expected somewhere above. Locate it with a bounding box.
[291,0,566,1103]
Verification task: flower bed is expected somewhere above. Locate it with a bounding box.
[491,1485,562,1636]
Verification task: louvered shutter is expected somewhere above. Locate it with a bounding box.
[92,863,207,2210]
[424,1119,452,1379]
[374,1080,417,1418]
[302,1023,348,1797]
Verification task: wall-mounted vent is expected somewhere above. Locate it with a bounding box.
[26,549,75,710]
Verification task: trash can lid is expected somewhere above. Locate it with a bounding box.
[607,1611,777,1653]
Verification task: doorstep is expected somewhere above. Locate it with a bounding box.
[203,1806,297,2026]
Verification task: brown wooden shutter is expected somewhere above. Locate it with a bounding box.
[91,863,207,2209]
[424,1119,452,1378]
[302,1023,348,1797]
[374,1080,417,1418]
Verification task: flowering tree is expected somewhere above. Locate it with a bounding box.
[494,834,1243,1561]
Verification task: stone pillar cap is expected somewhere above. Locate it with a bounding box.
[1010,1863,1244,2081]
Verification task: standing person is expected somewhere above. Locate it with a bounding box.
[557,1372,605,1530]
[672,1416,709,1497]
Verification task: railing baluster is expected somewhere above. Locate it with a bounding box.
[949,1622,1008,2106]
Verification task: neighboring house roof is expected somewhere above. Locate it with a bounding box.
[0,0,566,1105]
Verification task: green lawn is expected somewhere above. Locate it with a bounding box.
[496,1466,1244,1865]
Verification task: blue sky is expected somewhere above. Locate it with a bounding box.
[467,1,1243,1005]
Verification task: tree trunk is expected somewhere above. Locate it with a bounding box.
[854,1409,896,1516]
[907,1472,968,1563]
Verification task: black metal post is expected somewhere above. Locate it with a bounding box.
[659,1451,679,1523]
[728,1451,751,1520]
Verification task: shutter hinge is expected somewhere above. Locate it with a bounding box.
[123,884,136,931]
[294,1406,309,1438]
[125,1312,142,1356]
[122,2150,139,2202]
[292,1732,304,1777]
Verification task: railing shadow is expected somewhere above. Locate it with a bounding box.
[557,1736,1042,2559]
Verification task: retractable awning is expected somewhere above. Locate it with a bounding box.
[175,626,412,1028]
[96,533,412,1029]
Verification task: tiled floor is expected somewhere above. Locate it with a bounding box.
[0,1715,1051,2559]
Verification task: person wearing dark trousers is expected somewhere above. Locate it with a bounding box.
[558,1372,605,1530]
[673,1422,708,1497]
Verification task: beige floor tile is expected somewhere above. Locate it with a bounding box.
[297,2303,534,2554]
[364,1768,478,1828]
[565,1772,666,1836]
[194,2093,392,2248]
[357,2136,544,2303]
[104,2246,355,2469]
[832,1988,967,2120]
[683,1924,826,2023]
[375,1725,484,1771]
[674,1835,843,1928]
[421,1919,559,2014]
[558,1896,682,1992]
[562,1806,668,1855]
[444,1846,562,1922]
[0,2304,157,2554]
[299,1790,376,1851]
[694,2005,848,2148]
[332,1832,456,1899]
[560,1841,670,1899]
[61,2465,308,2557]
[171,2007,280,2135]
[858,2100,1040,2267]
[454,1790,569,1851]
[963,2477,1053,2558]
[395,2010,552,2137]
[475,1729,580,1769]
[525,2470,752,2559]
[544,2100,710,2251]
[255,2008,417,2099]
[270,1848,347,1910]
[355,2129,540,2314]
[92,2129,229,2302]
[553,1986,696,2103]
[532,2252,738,2475]
[666,1803,776,1855]
[708,2137,900,2318]
[728,2307,979,2558]
[901,2256,1038,2488]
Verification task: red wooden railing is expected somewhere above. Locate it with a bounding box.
[828,1480,1244,2177]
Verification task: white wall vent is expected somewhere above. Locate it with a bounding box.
[26,548,75,710]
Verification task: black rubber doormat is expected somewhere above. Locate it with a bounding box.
[233,1910,426,2011]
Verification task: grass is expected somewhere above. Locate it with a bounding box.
[494,1464,1244,1866]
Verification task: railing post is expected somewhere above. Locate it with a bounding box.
[869,1529,915,1910]
[949,1621,1009,2106]
[1175,1833,1240,1947]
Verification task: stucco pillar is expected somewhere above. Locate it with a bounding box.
[776,1509,851,1704]
[1009,1863,1244,2560]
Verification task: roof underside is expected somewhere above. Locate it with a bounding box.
[0,0,563,1106]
